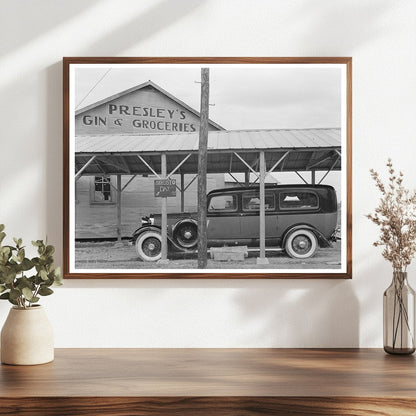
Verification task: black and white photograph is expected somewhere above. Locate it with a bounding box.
[64,58,351,278]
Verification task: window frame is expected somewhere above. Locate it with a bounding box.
[242,191,276,212]
[278,190,319,211]
[207,193,238,213]
[89,175,116,205]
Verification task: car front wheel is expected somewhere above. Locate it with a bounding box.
[285,229,318,259]
[135,231,162,262]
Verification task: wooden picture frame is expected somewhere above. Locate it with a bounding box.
[63,57,352,279]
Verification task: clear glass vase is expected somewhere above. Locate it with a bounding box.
[383,271,415,355]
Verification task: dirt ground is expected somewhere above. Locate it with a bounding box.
[75,241,342,270]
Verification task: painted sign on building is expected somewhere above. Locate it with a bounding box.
[75,81,222,134]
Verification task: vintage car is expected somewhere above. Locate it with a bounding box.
[131,184,338,262]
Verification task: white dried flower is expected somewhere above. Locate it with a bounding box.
[366,159,416,272]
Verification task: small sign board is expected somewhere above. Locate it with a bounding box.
[154,178,176,197]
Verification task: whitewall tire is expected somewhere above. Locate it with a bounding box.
[135,231,162,262]
[285,229,318,259]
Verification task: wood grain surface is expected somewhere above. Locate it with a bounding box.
[1,348,414,415]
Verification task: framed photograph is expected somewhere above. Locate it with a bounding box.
[63,57,352,279]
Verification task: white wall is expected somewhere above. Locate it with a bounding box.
[1,0,415,347]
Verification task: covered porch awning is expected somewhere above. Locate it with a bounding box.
[75,128,342,176]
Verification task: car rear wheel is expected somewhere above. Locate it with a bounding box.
[135,231,162,262]
[285,229,318,259]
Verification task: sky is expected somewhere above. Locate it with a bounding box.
[74,64,343,195]
[75,64,342,130]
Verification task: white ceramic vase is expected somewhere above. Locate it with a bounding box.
[1,305,54,365]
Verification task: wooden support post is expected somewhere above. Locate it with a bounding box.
[197,68,210,269]
[311,170,316,185]
[245,171,250,186]
[160,153,169,263]
[257,151,269,265]
[116,174,122,244]
[180,172,185,212]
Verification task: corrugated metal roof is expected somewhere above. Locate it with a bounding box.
[74,128,342,175]
[76,128,341,154]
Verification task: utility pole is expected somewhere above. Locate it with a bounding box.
[197,68,210,268]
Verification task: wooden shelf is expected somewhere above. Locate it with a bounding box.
[1,348,415,415]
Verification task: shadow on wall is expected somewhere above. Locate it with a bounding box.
[233,279,359,347]
[1,0,101,56]
[79,0,205,56]
[288,0,393,52]
[44,0,205,263]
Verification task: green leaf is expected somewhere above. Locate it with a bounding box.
[13,237,22,248]
[39,269,48,281]
[0,285,6,293]
[0,246,9,253]
[5,245,17,252]
[34,274,43,285]
[8,297,18,306]
[0,232,6,244]
[38,286,53,296]
[2,271,16,285]
[9,288,21,301]
[22,287,35,301]
[17,248,25,263]
[0,224,4,232]
[0,246,11,256]
[45,245,55,256]
[17,276,35,290]
[52,267,63,285]
[20,258,33,271]
[0,292,17,306]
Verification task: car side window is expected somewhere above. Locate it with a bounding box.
[279,191,318,210]
[242,192,275,211]
[208,194,237,212]
[208,195,237,212]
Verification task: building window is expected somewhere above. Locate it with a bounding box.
[90,176,115,204]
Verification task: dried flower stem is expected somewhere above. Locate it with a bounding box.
[366,159,416,272]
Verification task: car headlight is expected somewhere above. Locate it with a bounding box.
[141,216,155,226]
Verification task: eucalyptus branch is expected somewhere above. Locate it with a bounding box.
[0,225,62,309]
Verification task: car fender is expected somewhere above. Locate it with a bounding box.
[282,224,332,248]
[132,225,190,252]
[132,225,161,241]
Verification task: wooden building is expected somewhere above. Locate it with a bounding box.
[75,81,224,239]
